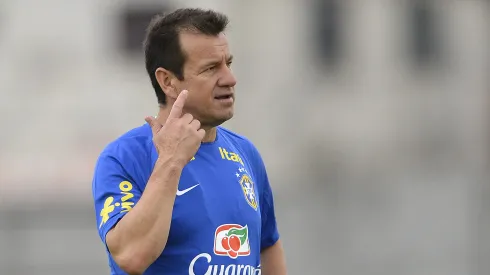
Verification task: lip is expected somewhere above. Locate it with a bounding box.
[214,94,234,104]
[213,93,234,100]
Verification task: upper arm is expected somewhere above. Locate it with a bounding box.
[259,171,280,251]
[92,151,142,247]
[260,240,287,275]
[248,144,285,272]
[251,147,280,251]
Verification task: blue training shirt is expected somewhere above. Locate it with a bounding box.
[92,124,279,275]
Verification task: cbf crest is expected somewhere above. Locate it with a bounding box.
[236,167,258,211]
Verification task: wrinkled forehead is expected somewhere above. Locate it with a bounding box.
[179,32,231,65]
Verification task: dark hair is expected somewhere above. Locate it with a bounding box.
[143,8,229,105]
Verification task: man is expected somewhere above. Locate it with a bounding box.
[92,8,287,275]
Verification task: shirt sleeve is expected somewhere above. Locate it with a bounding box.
[92,150,142,246]
[255,151,280,251]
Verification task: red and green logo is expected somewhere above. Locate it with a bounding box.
[213,224,250,259]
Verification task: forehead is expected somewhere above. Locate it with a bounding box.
[179,32,231,65]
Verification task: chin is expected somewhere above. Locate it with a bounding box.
[208,112,234,128]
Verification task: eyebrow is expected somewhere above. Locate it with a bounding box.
[201,55,234,68]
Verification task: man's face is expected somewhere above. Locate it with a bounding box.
[175,32,237,127]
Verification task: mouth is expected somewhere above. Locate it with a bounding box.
[214,94,233,100]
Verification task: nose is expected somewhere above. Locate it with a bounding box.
[218,66,237,87]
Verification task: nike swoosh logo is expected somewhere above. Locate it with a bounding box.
[176,184,199,196]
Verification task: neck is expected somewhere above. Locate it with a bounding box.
[156,107,217,143]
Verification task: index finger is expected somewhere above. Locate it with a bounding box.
[167,90,188,120]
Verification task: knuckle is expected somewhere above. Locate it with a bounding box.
[176,119,186,127]
[183,113,193,121]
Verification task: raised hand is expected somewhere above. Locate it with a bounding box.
[145,90,205,165]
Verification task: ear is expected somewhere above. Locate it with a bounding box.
[155,68,179,99]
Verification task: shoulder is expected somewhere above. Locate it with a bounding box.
[93,124,154,190]
[218,126,264,164]
[96,124,153,169]
[218,127,259,151]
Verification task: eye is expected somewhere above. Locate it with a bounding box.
[203,65,217,73]
[226,61,232,68]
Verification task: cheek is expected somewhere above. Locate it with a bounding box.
[187,87,214,109]
[190,89,213,104]
[185,75,219,102]
[193,79,218,99]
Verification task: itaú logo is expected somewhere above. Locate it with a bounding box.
[188,253,261,275]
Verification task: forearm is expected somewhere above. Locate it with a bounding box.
[106,158,183,274]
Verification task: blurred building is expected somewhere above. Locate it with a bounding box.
[0,0,488,274]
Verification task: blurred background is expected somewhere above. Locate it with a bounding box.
[0,0,489,274]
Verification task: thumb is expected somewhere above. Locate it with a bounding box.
[145,116,163,134]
